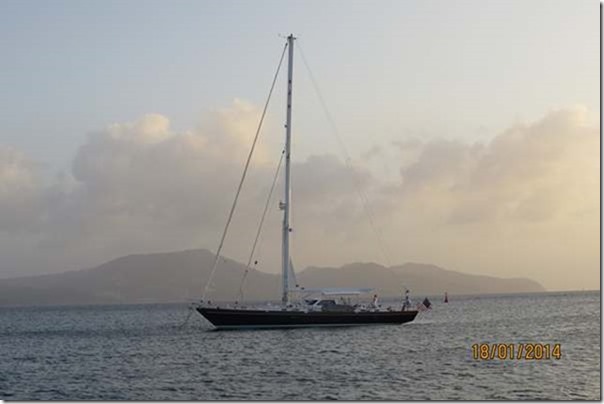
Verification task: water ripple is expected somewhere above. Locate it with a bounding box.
[0,292,599,400]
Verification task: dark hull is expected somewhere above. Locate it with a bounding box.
[197,307,418,330]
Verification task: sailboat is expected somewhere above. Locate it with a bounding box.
[195,34,418,330]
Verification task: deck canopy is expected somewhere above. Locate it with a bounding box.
[291,287,373,296]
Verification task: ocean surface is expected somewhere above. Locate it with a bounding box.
[0,291,600,400]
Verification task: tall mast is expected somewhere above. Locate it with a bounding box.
[281,34,295,305]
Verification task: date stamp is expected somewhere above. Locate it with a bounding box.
[471,343,562,360]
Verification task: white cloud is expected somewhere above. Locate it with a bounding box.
[0,104,598,290]
[378,107,599,289]
[0,145,44,233]
[394,107,598,225]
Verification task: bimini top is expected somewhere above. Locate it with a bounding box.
[291,287,374,296]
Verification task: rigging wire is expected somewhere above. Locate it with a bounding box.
[236,149,285,302]
[201,41,288,302]
[296,41,409,292]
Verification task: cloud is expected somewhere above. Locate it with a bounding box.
[0,99,372,276]
[0,104,598,290]
[0,145,44,233]
[378,107,599,289]
[0,101,273,275]
[394,107,598,225]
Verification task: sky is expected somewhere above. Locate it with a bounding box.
[0,0,599,291]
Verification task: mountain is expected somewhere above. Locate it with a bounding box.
[298,262,546,296]
[0,249,278,306]
[0,249,545,306]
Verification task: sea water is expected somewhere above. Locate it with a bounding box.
[0,291,599,400]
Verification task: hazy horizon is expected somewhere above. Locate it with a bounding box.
[0,0,599,292]
[5,245,600,294]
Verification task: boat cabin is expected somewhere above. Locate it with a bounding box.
[297,288,375,312]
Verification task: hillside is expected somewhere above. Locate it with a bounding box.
[298,262,546,296]
[0,249,278,306]
[0,249,545,306]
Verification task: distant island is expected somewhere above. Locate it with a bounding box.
[0,249,545,306]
